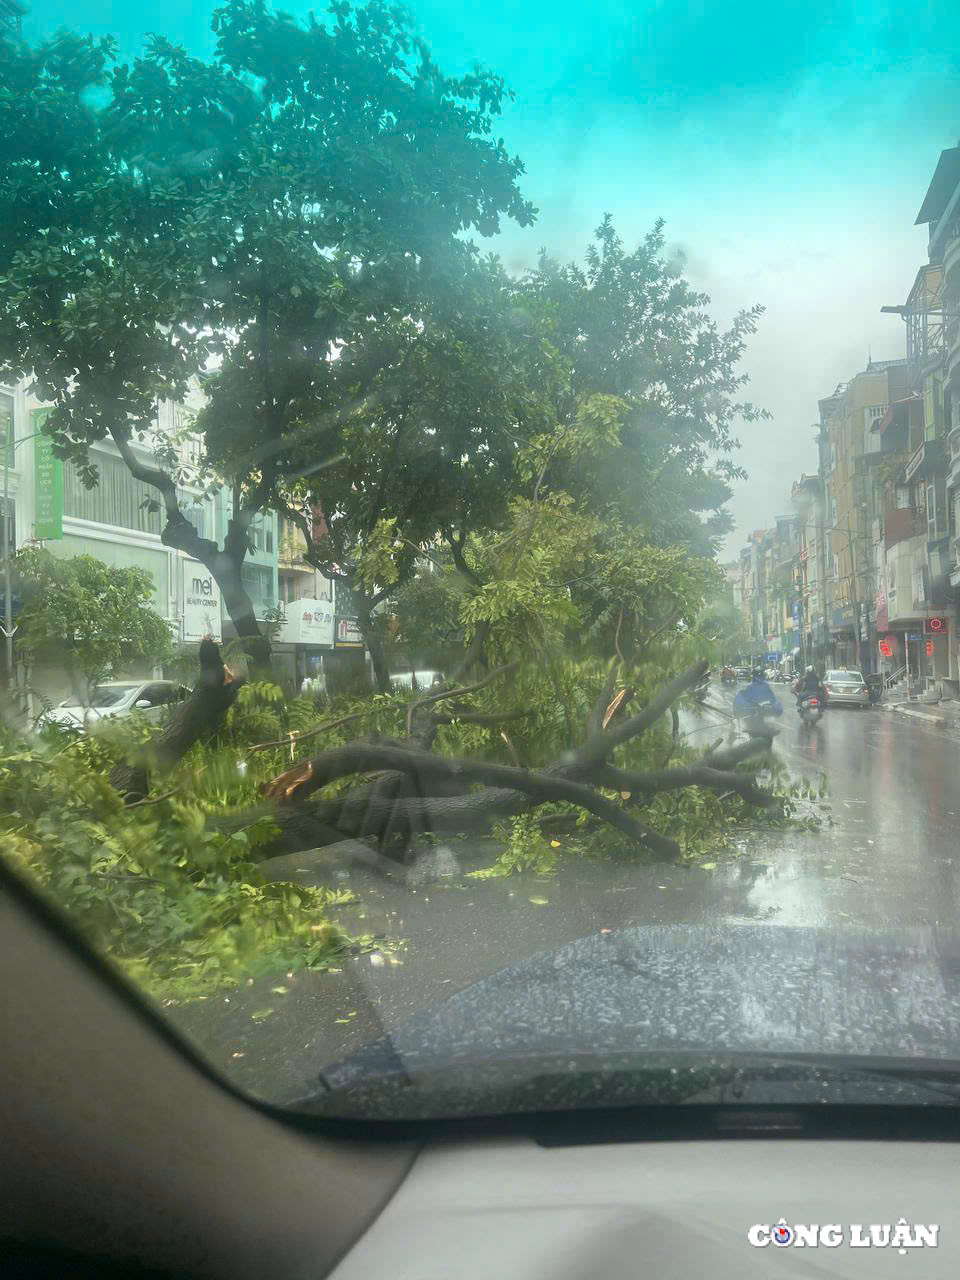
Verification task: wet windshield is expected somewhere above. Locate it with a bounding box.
[2,0,960,1121]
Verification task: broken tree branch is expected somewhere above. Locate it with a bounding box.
[264,743,680,856]
[577,658,709,768]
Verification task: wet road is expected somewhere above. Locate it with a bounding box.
[169,688,960,1104]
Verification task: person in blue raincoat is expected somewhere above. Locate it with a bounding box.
[734,667,783,733]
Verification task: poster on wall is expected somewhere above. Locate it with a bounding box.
[335,616,364,648]
[32,409,63,540]
[181,559,222,643]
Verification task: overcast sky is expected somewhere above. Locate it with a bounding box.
[26,0,960,557]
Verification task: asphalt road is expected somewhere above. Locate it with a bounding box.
[168,686,960,1105]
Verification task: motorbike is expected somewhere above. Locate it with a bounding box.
[797,694,824,726]
[720,666,737,685]
[741,706,782,739]
[733,687,783,739]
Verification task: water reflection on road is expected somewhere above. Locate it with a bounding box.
[700,687,960,930]
[172,686,960,1101]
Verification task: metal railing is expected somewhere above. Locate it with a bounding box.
[884,665,907,689]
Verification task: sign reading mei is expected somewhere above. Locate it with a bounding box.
[181,560,222,644]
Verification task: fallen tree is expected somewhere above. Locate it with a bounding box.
[109,639,242,800]
[245,657,775,865]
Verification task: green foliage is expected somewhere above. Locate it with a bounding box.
[15,547,173,694]
[469,813,560,878]
[0,722,375,1003]
[516,216,768,556]
[0,3,541,649]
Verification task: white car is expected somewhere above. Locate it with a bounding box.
[388,669,445,691]
[41,680,191,731]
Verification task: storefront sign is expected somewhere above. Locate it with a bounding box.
[182,559,222,643]
[277,597,334,647]
[32,409,63,540]
[335,616,364,648]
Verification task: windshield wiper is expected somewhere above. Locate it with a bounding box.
[295,1049,960,1120]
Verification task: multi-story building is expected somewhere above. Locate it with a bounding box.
[790,472,825,668]
[881,145,960,691]
[0,377,282,698]
[272,515,337,692]
[817,360,909,672]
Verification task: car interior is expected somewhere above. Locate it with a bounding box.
[3,855,959,1280]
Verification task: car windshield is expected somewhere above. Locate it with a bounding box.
[3,0,960,1125]
[88,685,140,708]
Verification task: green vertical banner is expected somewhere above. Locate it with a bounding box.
[32,409,63,540]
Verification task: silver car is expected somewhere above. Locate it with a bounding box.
[823,669,871,709]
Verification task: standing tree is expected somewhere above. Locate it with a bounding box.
[516,216,767,556]
[0,0,536,668]
[14,548,173,702]
[266,252,564,689]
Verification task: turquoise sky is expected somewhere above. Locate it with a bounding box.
[24,0,960,554]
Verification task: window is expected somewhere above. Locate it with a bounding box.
[64,450,163,534]
[266,525,273,554]
[241,562,276,615]
[178,493,207,540]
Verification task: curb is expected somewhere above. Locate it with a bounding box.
[887,705,947,726]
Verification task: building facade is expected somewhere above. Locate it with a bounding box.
[0,377,284,698]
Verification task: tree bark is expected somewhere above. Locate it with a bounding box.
[109,639,243,800]
[355,599,391,693]
[107,426,272,674]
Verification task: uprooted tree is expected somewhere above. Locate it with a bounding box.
[104,400,779,869]
[247,657,776,867]
[97,217,776,866]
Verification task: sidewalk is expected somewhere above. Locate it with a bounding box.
[880,693,960,730]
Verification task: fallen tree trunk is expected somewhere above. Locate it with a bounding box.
[263,742,684,856]
[109,640,242,800]
[232,656,778,867]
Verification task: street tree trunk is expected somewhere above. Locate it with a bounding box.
[108,427,273,678]
[354,594,391,694]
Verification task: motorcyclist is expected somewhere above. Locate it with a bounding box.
[794,664,825,709]
[734,667,783,735]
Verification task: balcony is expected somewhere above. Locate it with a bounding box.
[902,436,945,484]
[884,505,927,550]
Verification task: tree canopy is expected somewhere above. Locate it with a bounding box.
[0,0,538,662]
[14,548,173,698]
